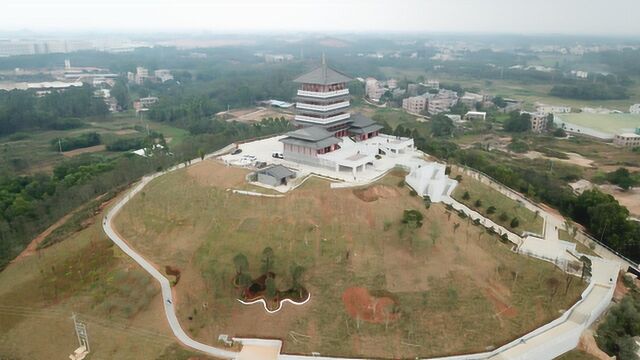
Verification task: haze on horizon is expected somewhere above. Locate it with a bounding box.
[2,0,640,37]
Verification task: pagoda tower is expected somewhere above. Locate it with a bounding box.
[292,55,353,138]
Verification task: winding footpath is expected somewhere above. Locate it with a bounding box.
[102,147,240,359]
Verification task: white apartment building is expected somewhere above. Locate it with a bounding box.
[365,78,385,102]
[613,133,640,147]
[536,104,572,114]
[402,96,427,114]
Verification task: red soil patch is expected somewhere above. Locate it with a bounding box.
[352,185,400,202]
[342,287,399,324]
[613,273,629,301]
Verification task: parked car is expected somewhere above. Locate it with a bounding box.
[231,148,242,155]
[272,152,284,159]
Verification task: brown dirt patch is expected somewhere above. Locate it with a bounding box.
[342,287,399,324]
[186,159,249,188]
[352,185,400,202]
[114,129,138,135]
[599,185,640,218]
[62,144,107,157]
[577,330,614,360]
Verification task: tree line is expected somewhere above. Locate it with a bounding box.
[0,85,108,136]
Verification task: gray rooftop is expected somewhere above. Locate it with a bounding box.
[349,113,377,128]
[259,165,295,179]
[293,59,352,85]
[280,136,341,150]
[284,126,335,141]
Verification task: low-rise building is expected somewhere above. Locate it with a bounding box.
[460,92,486,108]
[521,111,548,133]
[613,133,640,147]
[134,66,149,85]
[256,165,296,187]
[536,104,572,114]
[464,111,486,121]
[630,104,640,114]
[402,95,427,114]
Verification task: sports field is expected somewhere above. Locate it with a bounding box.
[113,159,586,359]
[555,113,640,136]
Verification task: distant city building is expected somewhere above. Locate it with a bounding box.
[386,79,398,89]
[402,96,427,114]
[264,54,294,63]
[570,70,589,79]
[536,104,572,114]
[134,96,159,112]
[630,104,640,114]
[613,133,640,147]
[154,69,174,83]
[426,89,458,114]
[365,78,385,102]
[460,92,488,108]
[134,67,149,85]
[422,80,440,90]
[407,83,419,96]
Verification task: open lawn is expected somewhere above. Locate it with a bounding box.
[113,159,585,359]
[0,196,211,359]
[558,229,599,258]
[451,169,545,236]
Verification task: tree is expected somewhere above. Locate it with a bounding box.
[261,247,275,274]
[265,276,277,300]
[606,167,638,190]
[401,209,424,229]
[474,199,483,208]
[462,191,471,200]
[233,253,249,275]
[290,264,306,298]
[510,217,520,228]
[493,96,507,108]
[111,78,130,109]
[580,255,592,281]
[430,114,455,137]
[486,206,496,215]
[503,111,531,132]
[553,128,567,137]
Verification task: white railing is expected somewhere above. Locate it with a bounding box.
[294,113,350,124]
[296,101,350,112]
[297,89,349,98]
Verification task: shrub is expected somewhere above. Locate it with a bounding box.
[402,209,424,228]
[499,212,509,222]
[455,175,463,182]
[462,191,470,200]
[486,206,497,215]
[510,217,520,228]
[474,199,482,207]
[397,180,405,188]
[409,189,418,197]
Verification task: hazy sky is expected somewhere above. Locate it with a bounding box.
[3,0,640,35]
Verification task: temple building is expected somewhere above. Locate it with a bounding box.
[280,58,383,170]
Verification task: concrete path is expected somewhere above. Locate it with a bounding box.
[102,145,239,359]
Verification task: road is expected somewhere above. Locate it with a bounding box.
[102,145,239,359]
